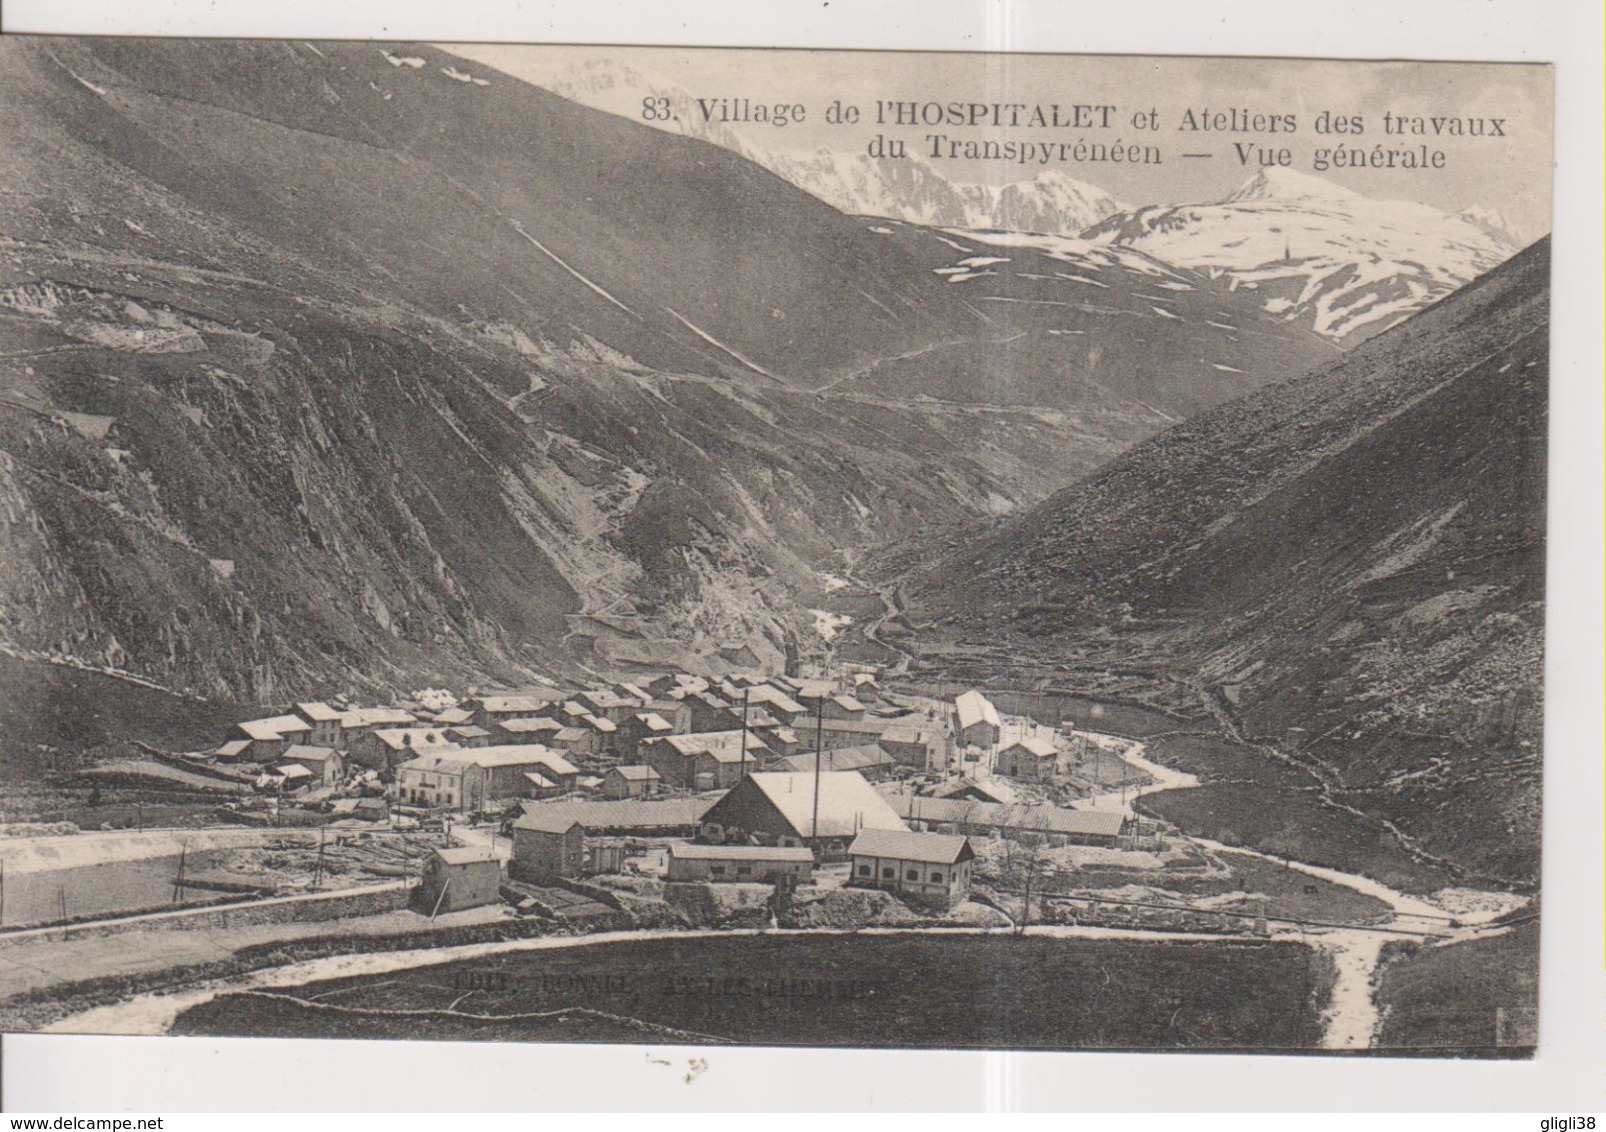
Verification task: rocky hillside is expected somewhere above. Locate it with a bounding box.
[850,220,1339,418]
[0,35,1351,719]
[0,37,1173,709]
[892,239,1548,883]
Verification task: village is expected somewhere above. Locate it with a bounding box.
[194,668,1175,926]
[0,657,1530,1054]
[0,661,1256,948]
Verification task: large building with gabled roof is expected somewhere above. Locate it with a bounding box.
[952,689,1002,750]
[697,771,908,857]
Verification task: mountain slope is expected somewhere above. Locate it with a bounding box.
[852,220,1339,417]
[894,238,1548,884]
[0,36,1163,708]
[9,38,980,385]
[1082,168,1522,346]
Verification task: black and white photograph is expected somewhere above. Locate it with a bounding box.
[0,32,1554,1064]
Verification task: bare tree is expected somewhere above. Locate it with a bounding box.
[999,819,1048,936]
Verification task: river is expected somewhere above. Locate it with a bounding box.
[1058,726,1524,1048]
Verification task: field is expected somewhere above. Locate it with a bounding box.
[942,690,1461,896]
[1138,783,1457,895]
[173,932,1333,1050]
[1374,920,1539,1055]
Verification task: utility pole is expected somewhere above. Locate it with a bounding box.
[739,687,751,783]
[811,698,824,843]
[172,844,188,903]
[312,828,327,890]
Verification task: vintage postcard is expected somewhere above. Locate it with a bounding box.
[0,37,1550,1057]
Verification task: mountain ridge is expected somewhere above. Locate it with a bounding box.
[889,238,1548,883]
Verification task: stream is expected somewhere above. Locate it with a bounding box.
[1066,728,1524,1049]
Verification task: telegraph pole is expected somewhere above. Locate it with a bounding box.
[811,697,824,842]
[312,828,327,890]
[172,844,188,903]
[739,687,751,782]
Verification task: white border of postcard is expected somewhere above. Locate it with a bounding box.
[0,0,1600,1114]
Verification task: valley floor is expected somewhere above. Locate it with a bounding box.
[17,721,1532,1055]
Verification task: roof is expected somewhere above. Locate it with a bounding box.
[743,685,805,716]
[579,689,634,709]
[934,777,1018,804]
[883,795,1126,839]
[280,744,338,764]
[1002,736,1058,759]
[634,712,673,732]
[609,765,661,781]
[431,846,500,866]
[477,694,561,714]
[802,718,895,737]
[215,740,251,757]
[237,715,310,741]
[668,843,814,863]
[744,708,780,730]
[656,730,768,761]
[371,727,457,751]
[396,753,474,774]
[523,772,555,789]
[515,797,716,832]
[496,717,563,734]
[275,763,314,779]
[581,715,617,733]
[447,725,492,739]
[831,694,866,712]
[881,725,939,747]
[431,707,474,725]
[340,707,417,729]
[779,745,894,775]
[515,810,584,834]
[294,702,342,722]
[849,828,973,864]
[455,745,578,775]
[954,690,1002,732]
[722,772,907,839]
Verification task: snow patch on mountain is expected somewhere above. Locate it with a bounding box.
[1082,169,1524,343]
[764,149,1125,234]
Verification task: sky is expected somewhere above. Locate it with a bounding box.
[446,44,1553,241]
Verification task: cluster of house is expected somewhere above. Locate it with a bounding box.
[413,768,984,911]
[949,688,1073,780]
[215,669,978,814]
[415,756,1133,918]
